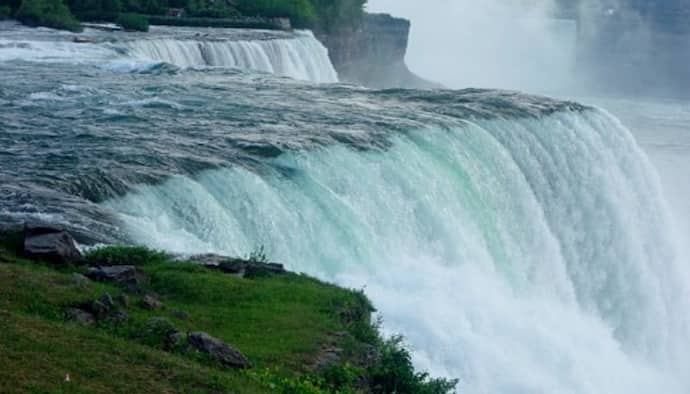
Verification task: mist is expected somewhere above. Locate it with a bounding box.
[367,0,690,97]
[366,0,576,93]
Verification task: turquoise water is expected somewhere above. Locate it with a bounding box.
[1,24,689,394]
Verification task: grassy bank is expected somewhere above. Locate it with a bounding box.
[0,231,457,393]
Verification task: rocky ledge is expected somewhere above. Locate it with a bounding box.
[317,13,440,89]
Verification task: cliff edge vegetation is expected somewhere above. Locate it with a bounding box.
[0,227,457,393]
[0,0,368,31]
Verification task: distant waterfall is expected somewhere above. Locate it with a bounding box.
[125,31,338,83]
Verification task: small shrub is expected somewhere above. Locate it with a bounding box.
[85,246,168,266]
[138,317,178,348]
[369,336,458,394]
[247,245,269,264]
[116,12,148,31]
[319,362,363,391]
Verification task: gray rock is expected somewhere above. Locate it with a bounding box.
[189,254,286,278]
[116,293,129,307]
[85,265,137,285]
[23,223,82,264]
[187,332,251,369]
[313,346,344,370]
[170,310,189,321]
[90,300,109,319]
[98,293,115,310]
[107,310,129,324]
[141,294,163,310]
[65,308,95,326]
[71,273,90,287]
[166,331,185,350]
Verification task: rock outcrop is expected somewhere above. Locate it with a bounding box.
[189,254,286,278]
[317,13,439,89]
[85,265,142,292]
[187,332,251,369]
[23,223,82,264]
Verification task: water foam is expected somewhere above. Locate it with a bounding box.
[104,109,690,393]
[0,28,337,83]
[124,31,337,82]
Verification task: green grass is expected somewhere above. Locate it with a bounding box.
[0,245,367,393]
[0,312,266,393]
[0,238,457,393]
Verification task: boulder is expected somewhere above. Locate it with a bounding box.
[90,300,110,320]
[71,273,91,287]
[166,331,185,350]
[65,308,95,326]
[141,294,163,310]
[85,265,138,287]
[107,310,129,324]
[99,293,115,308]
[116,293,129,307]
[23,223,82,264]
[170,310,189,321]
[187,332,251,369]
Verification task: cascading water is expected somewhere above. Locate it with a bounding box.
[0,24,338,83]
[123,31,338,82]
[104,109,690,393]
[2,31,689,392]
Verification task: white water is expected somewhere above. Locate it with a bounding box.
[0,25,338,83]
[124,31,337,82]
[104,109,690,393]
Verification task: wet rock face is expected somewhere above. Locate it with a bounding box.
[317,13,437,89]
[23,223,82,264]
[187,332,251,369]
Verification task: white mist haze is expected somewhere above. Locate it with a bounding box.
[367,0,577,92]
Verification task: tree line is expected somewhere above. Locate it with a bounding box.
[0,0,367,32]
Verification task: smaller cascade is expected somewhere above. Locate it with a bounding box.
[125,31,338,83]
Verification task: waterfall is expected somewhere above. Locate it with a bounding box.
[124,31,338,83]
[0,25,338,83]
[103,108,690,394]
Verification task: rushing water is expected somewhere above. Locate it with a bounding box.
[1,24,689,394]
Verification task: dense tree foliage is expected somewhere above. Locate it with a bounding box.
[116,11,148,30]
[0,4,11,18]
[311,0,366,31]
[235,0,316,28]
[4,0,367,31]
[15,0,82,31]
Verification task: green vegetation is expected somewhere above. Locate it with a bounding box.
[14,0,82,31]
[1,0,367,31]
[234,0,315,28]
[0,4,11,18]
[310,0,367,32]
[0,233,457,393]
[85,244,167,266]
[147,14,282,29]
